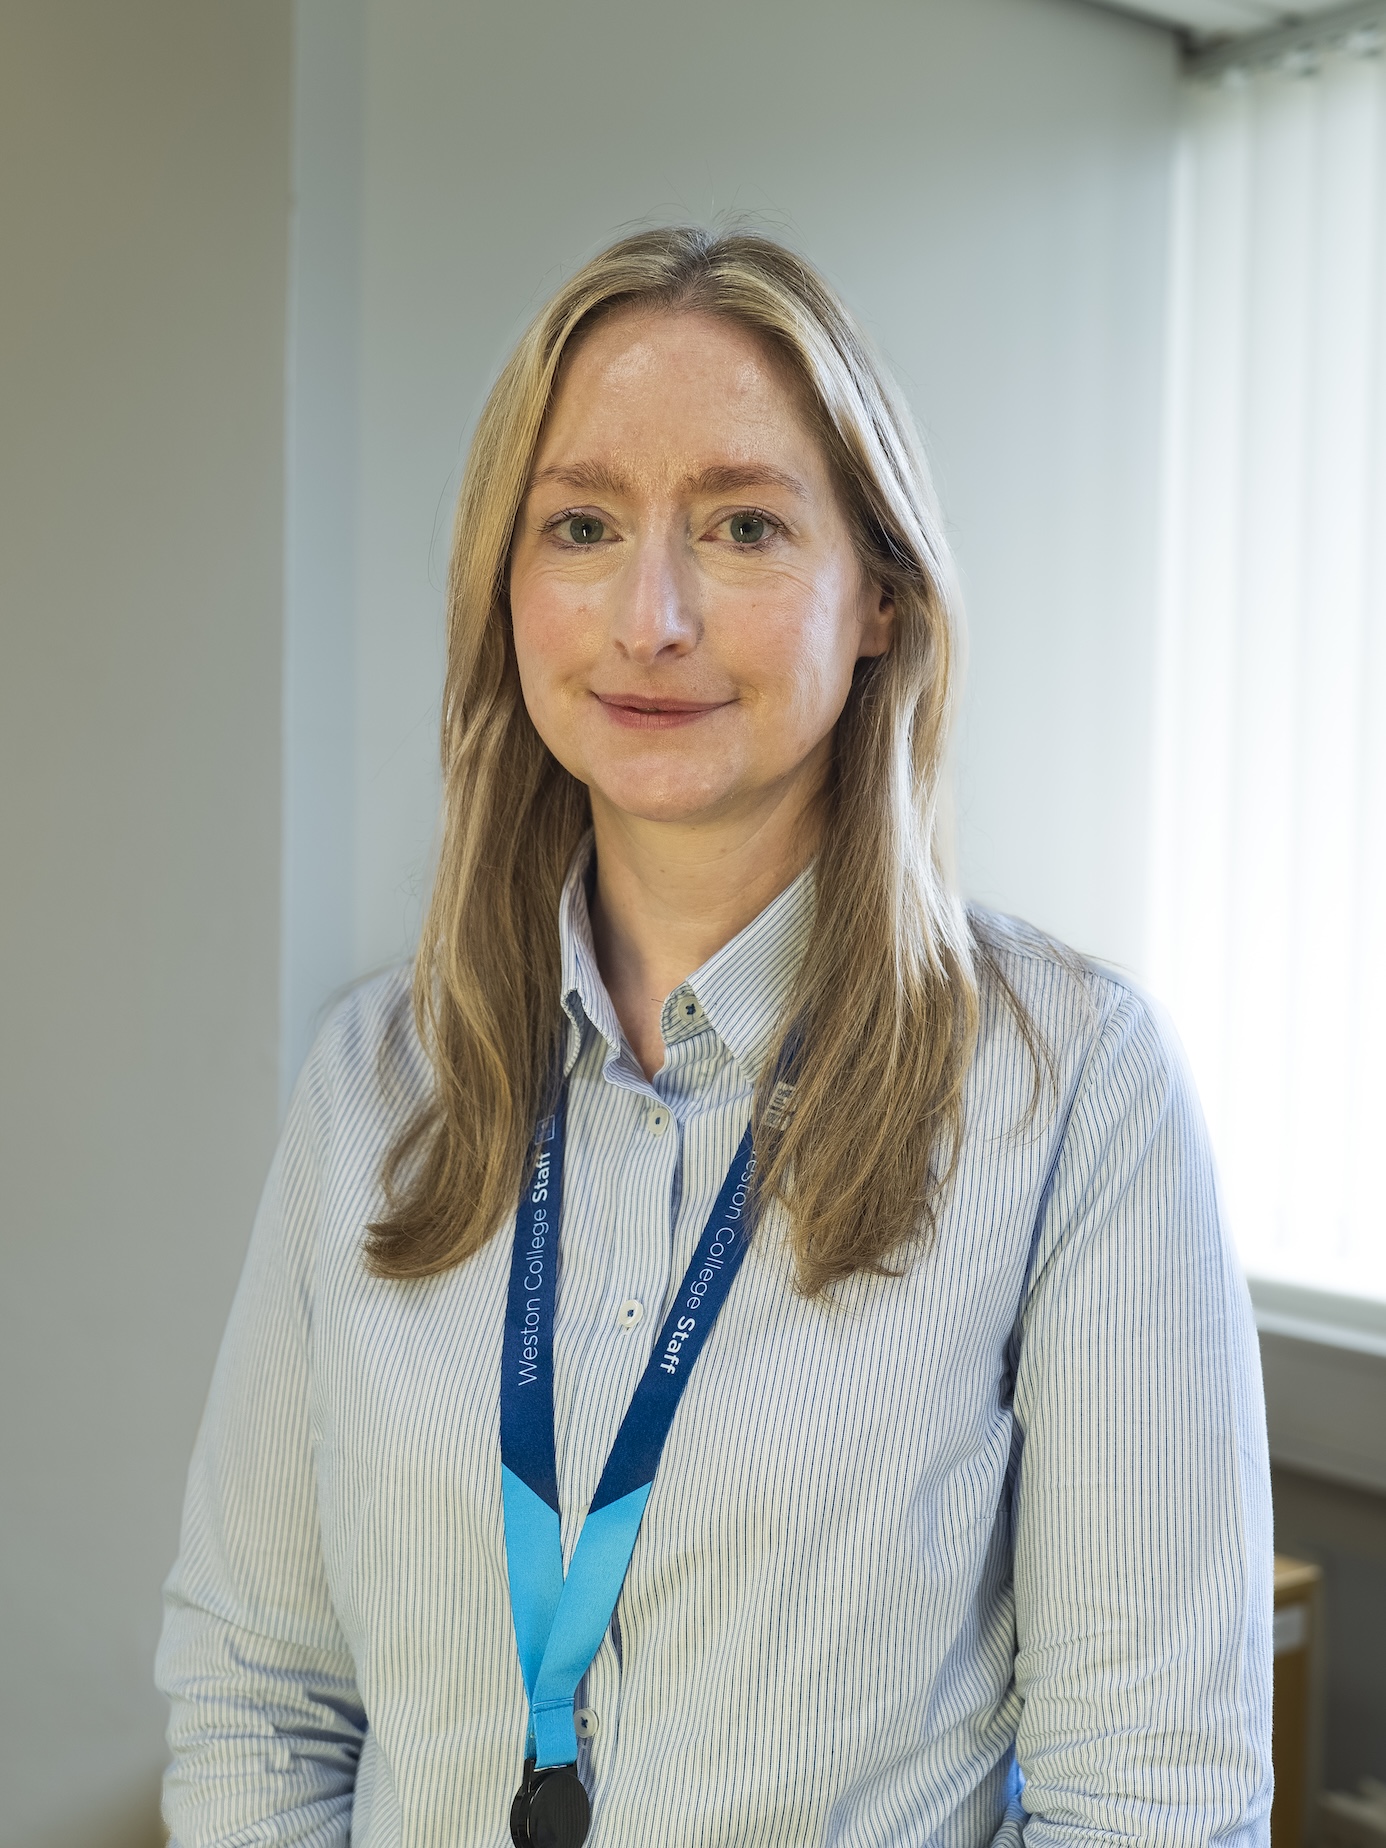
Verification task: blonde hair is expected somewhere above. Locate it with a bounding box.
[368,225,1023,1296]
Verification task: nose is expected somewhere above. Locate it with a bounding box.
[609,526,699,664]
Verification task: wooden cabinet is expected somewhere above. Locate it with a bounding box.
[1273,1554,1321,1848]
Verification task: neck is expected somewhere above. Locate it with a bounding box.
[588,789,819,1080]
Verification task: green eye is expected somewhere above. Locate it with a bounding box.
[566,516,605,545]
[729,513,767,545]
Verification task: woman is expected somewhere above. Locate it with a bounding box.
[157,228,1273,1847]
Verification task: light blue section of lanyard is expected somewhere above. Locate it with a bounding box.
[499,1468,563,1726]
[508,1475,653,1767]
[500,1094,759,1766]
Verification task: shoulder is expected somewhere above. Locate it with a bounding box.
[969,917,1230,1305]
[968,906,1196,1126]
[263,965,434,1276]
[290,964,433,1160]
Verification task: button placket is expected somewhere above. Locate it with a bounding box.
[552,1071,678,1525]
[616,1096,679,1352]
[596,1094,679,1407]
[662,985,705,1043]
[577,1643,618,1778]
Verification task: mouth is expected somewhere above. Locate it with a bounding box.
[592,692,733,731]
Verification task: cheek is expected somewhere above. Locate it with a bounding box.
[741,581,862,734]
[511,580,592,707]
[509,608,577,770]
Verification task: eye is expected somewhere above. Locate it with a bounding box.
[565,515,605,545]
[728,512,768,546]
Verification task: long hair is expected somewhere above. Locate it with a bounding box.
[367,225,1020,1296]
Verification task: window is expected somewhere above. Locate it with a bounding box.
[1151,30,1386,1301]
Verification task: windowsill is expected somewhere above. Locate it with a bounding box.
[1248,1277,1386,1360]
[1248,1278,1386,1497]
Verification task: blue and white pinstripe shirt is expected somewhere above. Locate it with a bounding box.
[157,859,1274,1847]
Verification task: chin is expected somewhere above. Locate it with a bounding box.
[589,769,742,827]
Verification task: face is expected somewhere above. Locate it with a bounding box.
[507,309,893,841]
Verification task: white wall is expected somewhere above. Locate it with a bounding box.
[284,0,1180,1089]
[0,6,289,1843]
[281,0,364,1104]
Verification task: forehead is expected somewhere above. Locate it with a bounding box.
[532,307,829,488]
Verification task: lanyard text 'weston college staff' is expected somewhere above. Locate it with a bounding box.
[500,1082,762,1848]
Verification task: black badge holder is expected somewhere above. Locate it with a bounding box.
[510,1757,592,1848]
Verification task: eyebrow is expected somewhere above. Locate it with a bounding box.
[528,460,811,502]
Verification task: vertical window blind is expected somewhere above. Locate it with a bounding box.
[1151,25,1386,1301]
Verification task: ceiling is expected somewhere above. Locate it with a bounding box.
[1090,0,1362,40]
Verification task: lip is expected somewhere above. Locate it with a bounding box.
[592,692,733,731]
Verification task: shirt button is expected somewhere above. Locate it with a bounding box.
[647,1105,669,1137]
[617,1299,644,1330]
[575,1706,599,1739]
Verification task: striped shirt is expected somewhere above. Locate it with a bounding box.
[156,856,1274,1847]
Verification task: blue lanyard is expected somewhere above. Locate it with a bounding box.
[499,1084,759,1771]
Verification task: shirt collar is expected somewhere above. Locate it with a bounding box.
[557,836,815,1084]
[558,841,624,1072]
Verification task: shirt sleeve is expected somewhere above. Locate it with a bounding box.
[155,1023,365,1847]
[1009,982,1274,1848]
